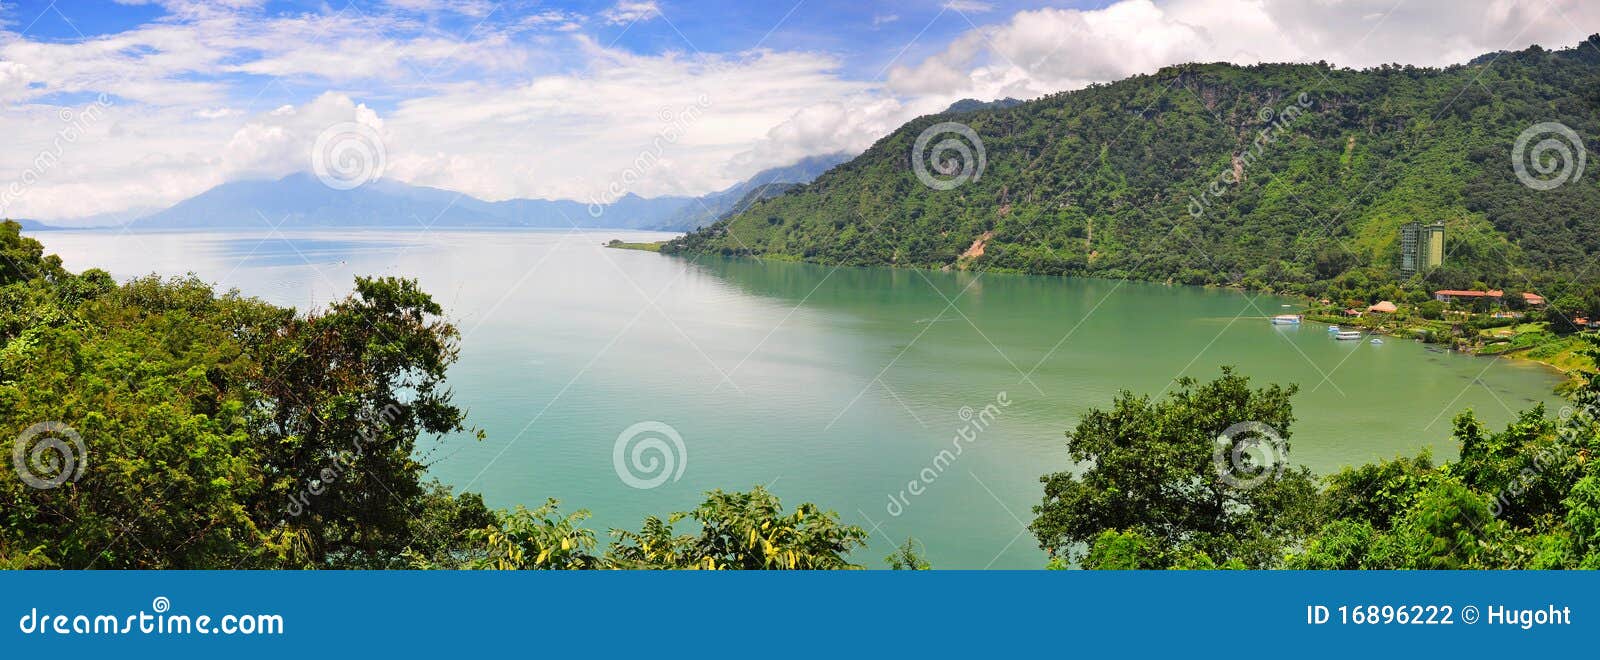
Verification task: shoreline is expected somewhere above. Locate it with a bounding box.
[1300,311,1589,391]
[644,242,1589,391]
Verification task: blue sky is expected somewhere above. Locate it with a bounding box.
[2,0,1103,113]
[1,0,1597,221]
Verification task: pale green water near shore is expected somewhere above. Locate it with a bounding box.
[38,228,1566,568]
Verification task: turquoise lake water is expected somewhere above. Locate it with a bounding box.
[36,228,1567,568]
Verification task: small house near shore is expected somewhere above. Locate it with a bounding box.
[1368,301,1398,313]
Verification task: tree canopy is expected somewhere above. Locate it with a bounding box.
[1034,347,1600,569]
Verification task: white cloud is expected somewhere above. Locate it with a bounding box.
[383,0,495,16]
[0,8,534,107]
[1,25,878,218]
[0,60,33,103]
[942,1,995,12]
[193,107,243,119]
[892,0,1600,101]
[517,10,586,33]
[872,14,900,28]
[219,92,387,182]
[729,94,943,173]
[382,39,872,202]
[5,0,1600,221]
[601,1,661,26]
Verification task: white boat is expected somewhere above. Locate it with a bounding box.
[1334,330,1363,341]
[1327,325,1341,333]
[1370,338,1384,345]
[1271,314,1302,325]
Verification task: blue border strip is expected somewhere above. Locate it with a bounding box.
[3,571,1590,657]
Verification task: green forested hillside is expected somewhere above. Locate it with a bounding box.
[667,37,1600,302]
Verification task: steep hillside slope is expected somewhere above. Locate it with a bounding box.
[667,38,1600,298]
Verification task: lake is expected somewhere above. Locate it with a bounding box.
[36,228,1567,568]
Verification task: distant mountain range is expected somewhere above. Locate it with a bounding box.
[39,152,854,233]
[127,173,688,230]
[9,98,1040,234]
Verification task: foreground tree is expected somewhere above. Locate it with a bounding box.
[885,537,932,570]
[1043,340,1600,570]
[608,488,867,569]
[1,222,489,568]
[1031,369,1319,568]
[454,487,868,570]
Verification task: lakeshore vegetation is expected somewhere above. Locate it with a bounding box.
[6,220,1600,569]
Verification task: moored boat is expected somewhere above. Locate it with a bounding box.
[1335,330,1363,341]
[1271,314,1302,325]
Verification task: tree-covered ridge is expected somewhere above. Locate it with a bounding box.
[667,37,1600,304]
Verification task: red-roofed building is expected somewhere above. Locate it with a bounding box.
[1433,290,1546,306]
[1434,289,1502,301]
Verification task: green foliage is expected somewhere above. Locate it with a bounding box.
[460,487,869,570]
[1319,451,1440,530]
[1042,336,1600,569]
[668,38,1600,301]
[0,221,65,286]
[885,537,932,570]
[608,487,868,570]
[1,221,489,569]
[1081,530,1165,570]
[1030,368,1320,568]
[1565,477,1600,567]
[469,499,603,570]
